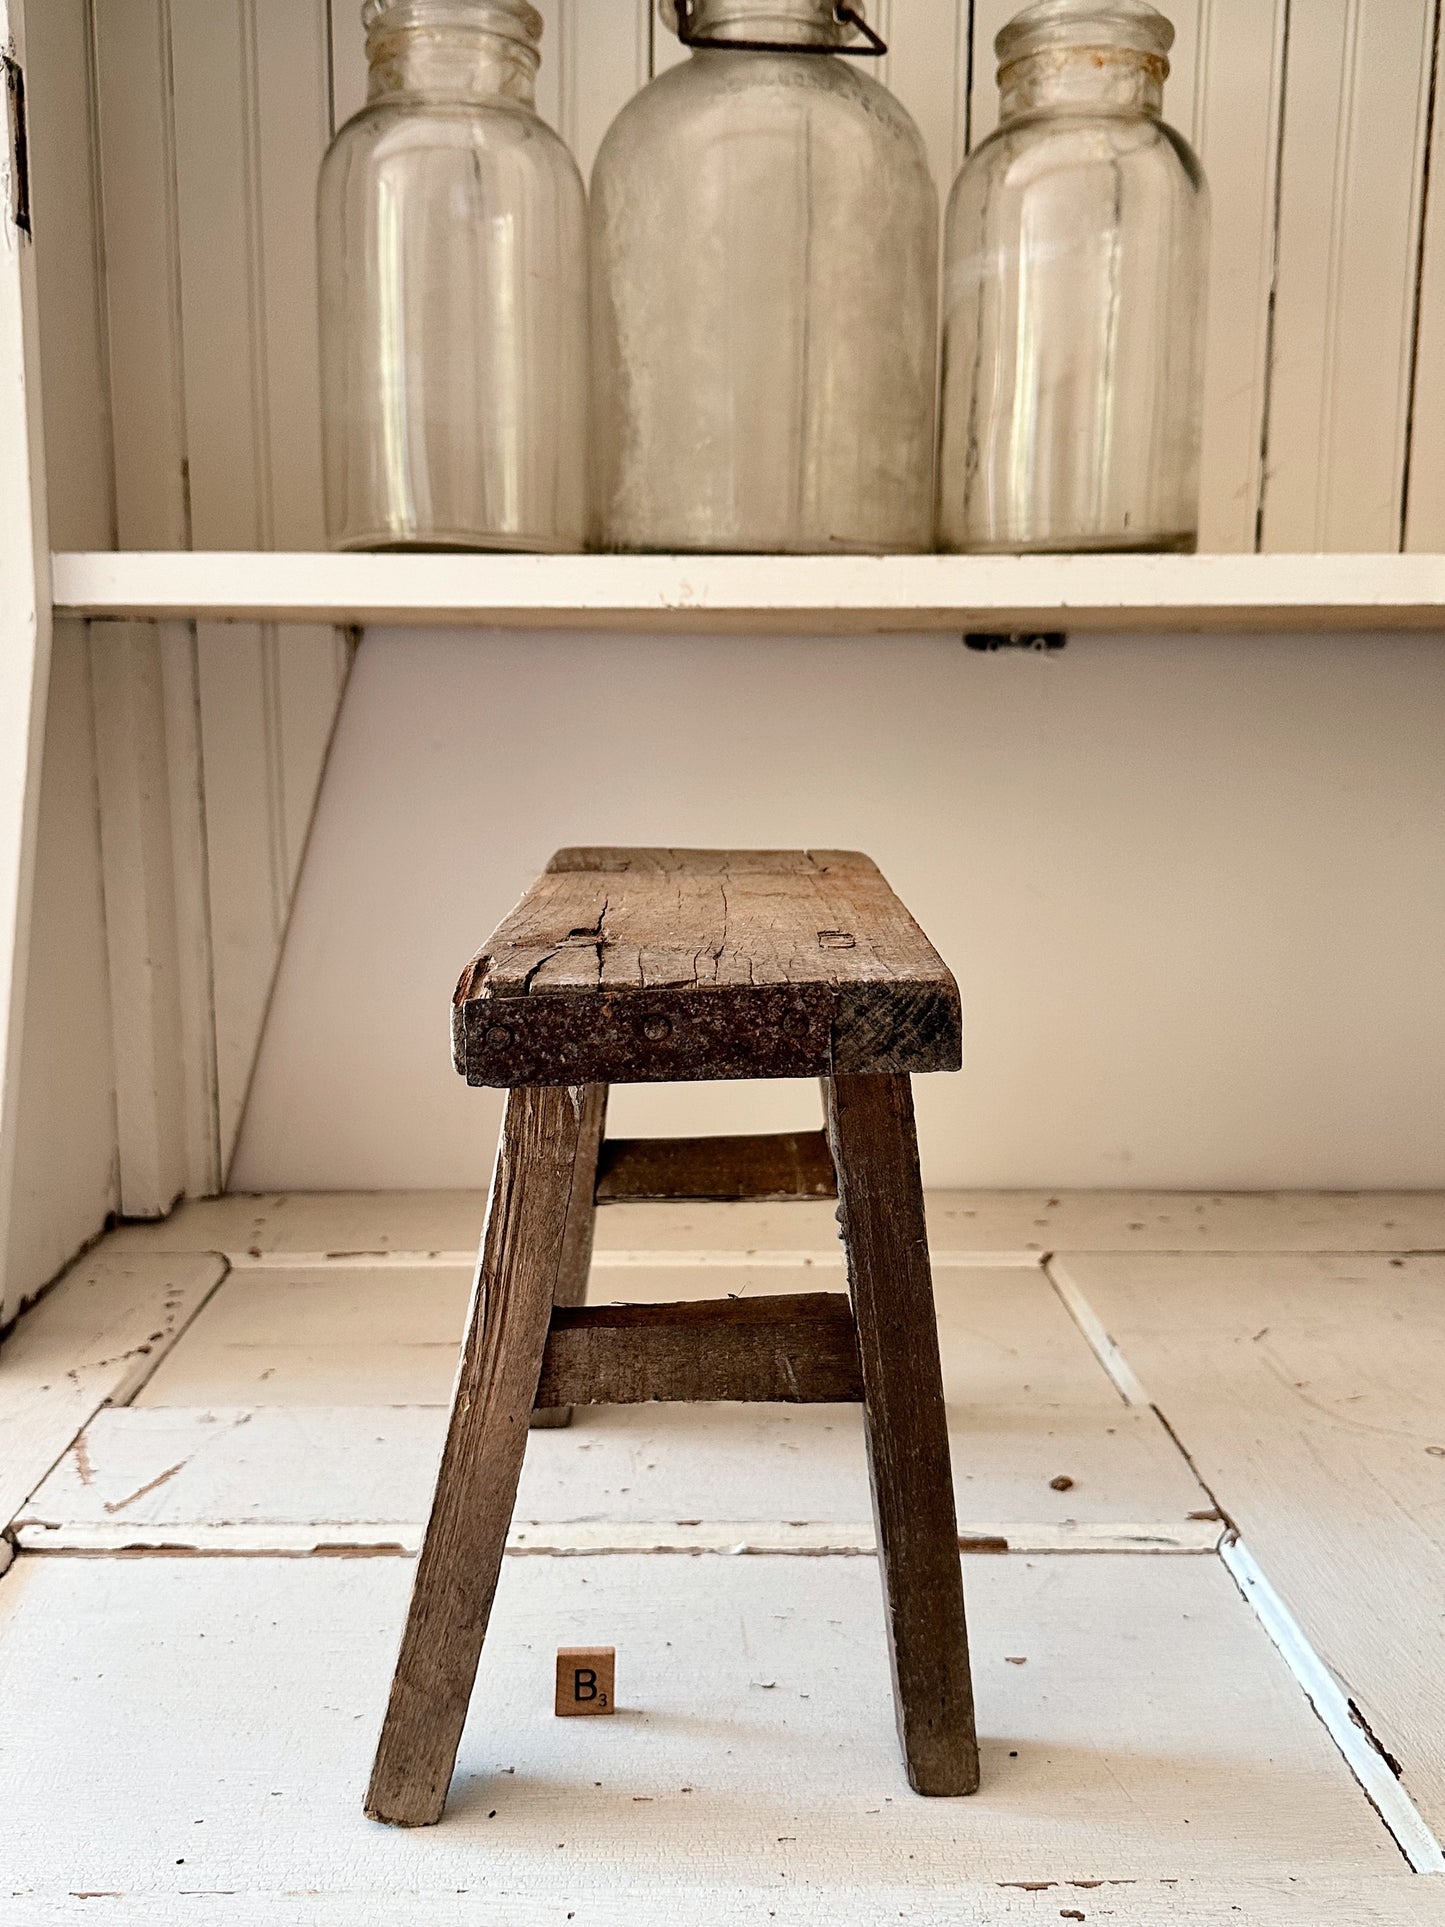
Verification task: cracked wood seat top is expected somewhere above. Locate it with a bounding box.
[452,847,961,1088]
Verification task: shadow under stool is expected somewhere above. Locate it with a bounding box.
[366,846,978,1825]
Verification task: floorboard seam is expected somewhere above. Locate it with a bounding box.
[113,1259,235,1409]
[1220,1537,1445,1874]
[1042,1255,1445,1876]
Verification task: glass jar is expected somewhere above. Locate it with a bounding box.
[590,1,938,554]
[937,0,1209,554]
[317,0,587,551]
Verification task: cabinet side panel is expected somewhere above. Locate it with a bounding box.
[0,0,65,1320]
[3,0,120,1309]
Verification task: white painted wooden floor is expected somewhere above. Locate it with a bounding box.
[3,1191,1445,1924]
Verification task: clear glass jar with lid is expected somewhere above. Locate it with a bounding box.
[317,0,587,551]
[590,1,938,554]
[937,0,1209,553]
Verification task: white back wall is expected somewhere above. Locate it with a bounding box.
[232,627,1445,1191]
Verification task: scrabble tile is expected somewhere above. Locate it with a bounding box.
[555,1645,616,1717]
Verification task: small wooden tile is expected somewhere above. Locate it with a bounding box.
[555,1646,616,1717]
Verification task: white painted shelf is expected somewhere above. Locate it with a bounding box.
[49,549,1445,633]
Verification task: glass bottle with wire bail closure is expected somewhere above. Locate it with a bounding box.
[937,0,1209,553]
[590,0,939,553]
[318,0,587,551]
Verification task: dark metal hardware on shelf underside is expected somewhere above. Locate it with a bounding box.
[964,632,1069,652]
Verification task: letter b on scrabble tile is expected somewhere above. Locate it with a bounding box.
[556,1647,616,1717]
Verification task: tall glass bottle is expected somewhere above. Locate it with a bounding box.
[937,0,1209,553]
[590,0,938,554]
[318,0,587,551]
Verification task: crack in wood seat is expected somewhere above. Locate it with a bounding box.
[452,848,962,1087]
[367,848,978,1829]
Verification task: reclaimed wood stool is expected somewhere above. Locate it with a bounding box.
[366,848,978,1825]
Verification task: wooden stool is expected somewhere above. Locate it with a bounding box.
[366,848,978,1825]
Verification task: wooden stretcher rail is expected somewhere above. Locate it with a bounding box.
[594,1130,838,1202]
[534,1293,864,1406]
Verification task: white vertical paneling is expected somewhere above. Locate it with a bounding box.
[157,625,222,1192]
[532,0,567,126]
[327,0,369,130]
[1403,8,1445,550]
[0,0,59,1324]
[1186,0,1289,553]
[878,0,968,195]
[28,0,114,555]
[555,0,651,177]
[167,1,289,1168]
[168,0,348,1168]
[1259,0,1436,552]
[649,2,687,78]
[92,0,190,553]
[88,626,190,1216]
[90,0,216,1215]
[964,0,1016,150]
[250,3,352,896]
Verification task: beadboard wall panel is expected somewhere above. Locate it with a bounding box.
[1182,0,1290,555]
[89,0,217,1213]
[82,0,350,1201]
[1259,0,1438,552]
[555,0,652,178]
[879,0,972,192]
[168,0,348,1165]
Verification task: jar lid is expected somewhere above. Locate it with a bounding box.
[362,0,543,45]
[657,0,866,46]
[996,0,1173,67]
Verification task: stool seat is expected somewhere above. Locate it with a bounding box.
[453,847,962,1086]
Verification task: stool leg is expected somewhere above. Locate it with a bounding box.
[824,1071,979,1796]
[531,1083,607,1429]
[366,1084,586,1826]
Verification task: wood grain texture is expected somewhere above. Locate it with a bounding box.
[453,849,961,1087]
[1054,1250,1445,1842]
[595,1130,837,1203]
[826,1072,978,1797]
[366,1085,585,1827]
[535,1293,863,1407]
[531,1081,606,1429]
